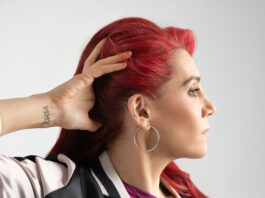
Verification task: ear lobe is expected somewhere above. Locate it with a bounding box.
[141,117,151,130]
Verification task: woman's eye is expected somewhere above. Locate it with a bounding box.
[188,88,200,97]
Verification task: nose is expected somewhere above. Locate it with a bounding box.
[203,96,217,117]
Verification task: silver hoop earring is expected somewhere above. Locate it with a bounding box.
[133,126,160,152]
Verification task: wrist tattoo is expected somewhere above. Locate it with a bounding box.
[43,105,51,127]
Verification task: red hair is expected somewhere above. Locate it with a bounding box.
[47,17,207,198]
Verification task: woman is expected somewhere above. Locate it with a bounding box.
[0,17,216,198]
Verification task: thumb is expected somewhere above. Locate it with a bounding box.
[82,120,103,132]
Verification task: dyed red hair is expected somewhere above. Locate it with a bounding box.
[47,17,207,198]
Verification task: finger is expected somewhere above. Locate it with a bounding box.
[83,50,132,74]
[96,51,132,66]
[91,62,127,78]
[83,38,107,69]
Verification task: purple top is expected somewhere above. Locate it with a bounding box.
[122,180,157,198]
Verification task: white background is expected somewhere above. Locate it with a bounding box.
[0,0,264,197]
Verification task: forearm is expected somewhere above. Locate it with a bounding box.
[0,93,58,136]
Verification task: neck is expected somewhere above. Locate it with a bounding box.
[107,143,171,198]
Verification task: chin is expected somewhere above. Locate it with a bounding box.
[184,145,208,159]
[166,144,208,159]
[192,146,208,158]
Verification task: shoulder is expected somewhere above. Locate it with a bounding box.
[0,153,82,197]
[0,151,129,198]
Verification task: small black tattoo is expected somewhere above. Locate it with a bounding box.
[43,105,51,126]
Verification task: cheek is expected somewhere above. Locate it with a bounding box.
[160,96,197,129]
[153,95,207,158]
[154,95,201,146]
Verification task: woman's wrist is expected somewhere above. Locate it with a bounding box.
[29,93,59,128]
[0,93,59,136]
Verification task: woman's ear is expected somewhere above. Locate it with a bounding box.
[126,94,151,130]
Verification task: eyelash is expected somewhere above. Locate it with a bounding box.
[188,88,200,97]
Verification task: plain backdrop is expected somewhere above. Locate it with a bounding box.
[0,0,264,197]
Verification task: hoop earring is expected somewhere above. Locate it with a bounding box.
[133,125,160,152]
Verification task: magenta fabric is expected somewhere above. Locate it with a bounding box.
[122,180,157,198]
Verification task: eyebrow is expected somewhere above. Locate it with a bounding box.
[181,76,201,87]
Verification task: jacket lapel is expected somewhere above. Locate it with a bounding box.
[91,150,130,198]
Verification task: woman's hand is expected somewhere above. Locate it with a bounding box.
[46,38,132,131]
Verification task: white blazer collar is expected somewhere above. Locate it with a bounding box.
[95,150,181,198]
[96,150,130,197]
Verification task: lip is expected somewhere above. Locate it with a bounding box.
[201,128,210,134]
